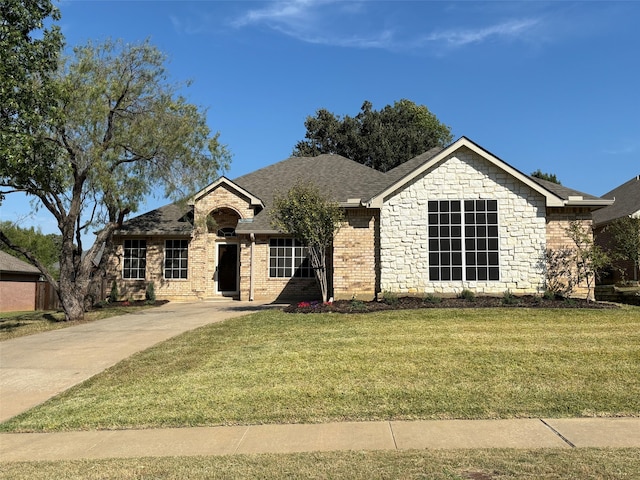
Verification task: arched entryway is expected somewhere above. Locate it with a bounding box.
[208,207,241,296]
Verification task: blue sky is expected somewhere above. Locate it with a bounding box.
[3,0,639,237]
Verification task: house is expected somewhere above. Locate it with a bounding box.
[107,137,612,302]
[0,250,43,312]
[593,175,640,283]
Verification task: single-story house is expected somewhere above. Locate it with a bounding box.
[593,175,640,283]
[0,250,43,312]
[107,137,612,302]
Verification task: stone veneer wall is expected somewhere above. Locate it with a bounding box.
[332,208,379,300]
[380,146,547,296]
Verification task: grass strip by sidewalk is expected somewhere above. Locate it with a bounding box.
[1,307,639,432]
[2,448,639,479]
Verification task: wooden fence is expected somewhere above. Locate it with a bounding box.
[35,281,60,311]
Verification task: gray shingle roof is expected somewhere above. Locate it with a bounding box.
[0,250,41,275]
[593,175,640,226]
[116,143,614,237]
[234,154,389,233]
[528,176,602,201]
[115,203,193,236]
[382,146,443,185]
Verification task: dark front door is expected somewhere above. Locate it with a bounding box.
[217,244,238,292]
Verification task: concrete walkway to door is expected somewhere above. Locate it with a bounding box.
[0,301,274,422]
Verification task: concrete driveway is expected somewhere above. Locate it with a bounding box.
[0,301,273,422]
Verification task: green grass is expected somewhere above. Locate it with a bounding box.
[0,305,157,341]
[1,307,639,432]
[2,449,639,479]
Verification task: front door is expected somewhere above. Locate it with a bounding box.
[217,243,238,294]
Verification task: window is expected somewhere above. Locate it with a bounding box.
[428,200,499,282]
[269,238,313,278]
[164,239,188,279]
[123,239,146,279]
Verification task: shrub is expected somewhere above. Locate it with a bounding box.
[381,290,398,306]
[502,290,518,305]
[459,289,475,301]
[109,280,119,303]
[423,293,441,304]
[349,294,366,312]
[145,282,156,303]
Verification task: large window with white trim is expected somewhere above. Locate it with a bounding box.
[123,239,146,279]
[269,238,313,278]
[164,239,188,279]
[428,200,500,281]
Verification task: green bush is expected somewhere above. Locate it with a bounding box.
[381,290,398,306]
[109,280,119,303]
[423,293,441,304]
[459,289,475,301]
[502,290,518,305]
[145,282,156,303]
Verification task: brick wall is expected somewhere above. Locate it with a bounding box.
[241,234,320,302]
[547,208,598,298]
[333,208,378,300]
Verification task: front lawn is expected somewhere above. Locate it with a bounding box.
[2,449,639,480]
[1,307,638,432]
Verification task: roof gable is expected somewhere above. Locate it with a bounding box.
[190,176,264,208]
[367,137,613,209]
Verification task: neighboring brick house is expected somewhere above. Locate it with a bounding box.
[0,250,42,312]
[593,176,640,283]
[107,137,612,302]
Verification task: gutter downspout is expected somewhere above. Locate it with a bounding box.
[249,233,255,301]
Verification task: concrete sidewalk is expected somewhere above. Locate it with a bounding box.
[2,418,639,461]
[0,301,273,422]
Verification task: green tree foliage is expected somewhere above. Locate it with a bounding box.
[0,0,64,201]
[270,181,344,303]
[0,221,61,278]
[565,220,611,301]
[1,39,231,321]
[607,216,640,282]
[293,100,453,172]
[531,169,562,185]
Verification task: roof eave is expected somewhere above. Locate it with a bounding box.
[563,198,615,209]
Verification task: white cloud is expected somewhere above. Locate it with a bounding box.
[227,1,544,52]
[421,18,540,48]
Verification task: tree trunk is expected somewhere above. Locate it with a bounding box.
[57,282,86,322]
[309,246,328,303]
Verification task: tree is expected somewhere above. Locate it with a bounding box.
[0,221,61,278]
[270,181,344,303]
[607,216,640,282]
[0,39,231,321]
[293,99,453,172]
[1,0,64,201]
[531,169,561,185]
[565,220,611,301]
